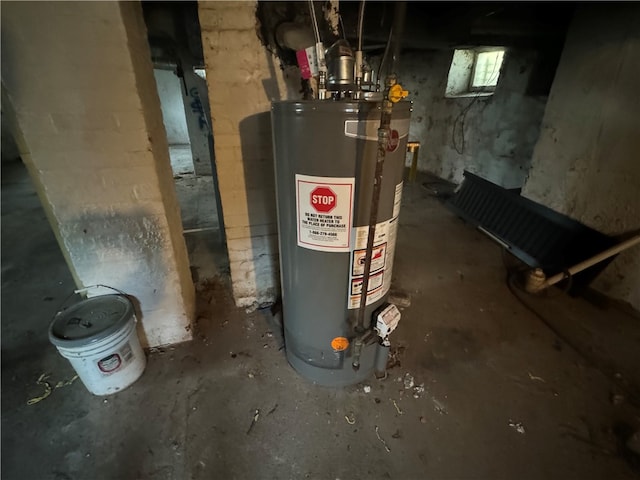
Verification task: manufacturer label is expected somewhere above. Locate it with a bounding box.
[387,129,400,152]
[296,174,355,252]
[98,354,121,374]
[97,342,133,376]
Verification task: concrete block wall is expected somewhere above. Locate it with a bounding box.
[522,5,640,310]
[400,49,547,188]
[1,2,195,346]
[199,1,300,308]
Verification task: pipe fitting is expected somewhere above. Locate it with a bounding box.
[524,268,547,294]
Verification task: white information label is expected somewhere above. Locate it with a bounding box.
[393,182,403,219]
[352,243,386,277]
[296,174,355,252]
[351,270,384,295]
[347,182,403,309]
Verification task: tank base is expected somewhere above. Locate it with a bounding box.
[286,342,378,387]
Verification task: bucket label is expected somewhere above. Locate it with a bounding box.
[295,174,355,252]
[347,182,402,309]
[96,342,133,376]
[98,354,121,374]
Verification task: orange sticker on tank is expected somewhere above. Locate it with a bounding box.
[331,337,350,352]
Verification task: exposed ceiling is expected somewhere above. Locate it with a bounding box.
[141,1,204,65]
[338,1,575,52]
[140,1,575,68]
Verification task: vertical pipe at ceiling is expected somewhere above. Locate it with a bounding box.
[389,1,407,75]
[357,1,365,51]
[352,1,408,370]
[308,0,321,44]
[355,1,365,96]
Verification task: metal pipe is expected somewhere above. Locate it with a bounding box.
[355,111,391,328]
[357,0,365,52]
[544,233,640,288]
[351,338,364,371]
[353,76,396,370]
[354,1,366,98]
[389,1,407,75]
[339,13,347,40]
[352,2,407,370]
[376,27,393,90]
[309,0,328,99]
[478,225,510,250]
[374,342,390,379]
[182,227,218,234]
[308,0,321,45]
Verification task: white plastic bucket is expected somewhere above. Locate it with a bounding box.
[49,293,146,396]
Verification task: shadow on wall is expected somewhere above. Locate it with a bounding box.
[57,209,185,348]
[238,113,280,308]
[230,50,303,309]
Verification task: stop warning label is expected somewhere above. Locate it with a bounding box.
[296,174,355,252]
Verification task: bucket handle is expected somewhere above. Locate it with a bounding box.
[74,284,128,297]
[52,284,130,322]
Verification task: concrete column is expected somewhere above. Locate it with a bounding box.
[199,1,299,309]
[1,1,195,347]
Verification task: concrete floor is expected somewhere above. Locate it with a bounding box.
[2,160,640,479]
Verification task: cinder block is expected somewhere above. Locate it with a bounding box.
[75,200,169,220]
[198,5,256,31]
[51,112,120,132]
[215,159,275,192]
[225,223,278,241]
[229,255,280,309]
[211,116,239,135]
[200,0,302,308]
[212,145,242,165]
[199,1,255,12]
[206,29,256,51]
[213,133,242,148]
[14,112,59,136]
[227,234,278,260]
[113,111,148,132]
[130,183,164,202]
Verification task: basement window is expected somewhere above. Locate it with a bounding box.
[446,47,506,98]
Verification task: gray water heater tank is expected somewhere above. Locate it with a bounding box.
[272,100,411,386]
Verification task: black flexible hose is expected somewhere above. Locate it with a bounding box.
[503,249,640,407]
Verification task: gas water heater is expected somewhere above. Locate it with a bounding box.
[272,1,410,386]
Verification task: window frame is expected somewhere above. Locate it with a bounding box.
[468,48,506,93]
[445,46,507,98]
